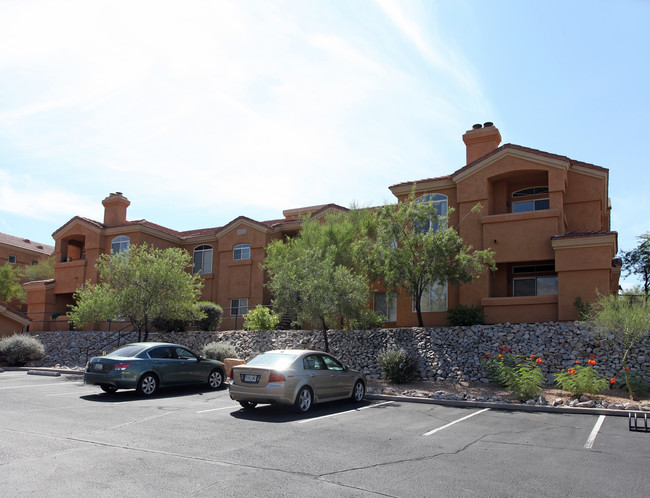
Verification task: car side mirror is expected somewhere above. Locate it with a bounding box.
[198,356,204,362]
[344,365,350,372]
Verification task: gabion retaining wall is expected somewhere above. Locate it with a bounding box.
[31,322,650,383]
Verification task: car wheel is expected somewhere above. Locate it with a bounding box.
[294,386,313,413]
[100,385,118,394]
[239,401,257,410]
[351,380,365,402]
[137,373,158,396]
[208,369,224,389]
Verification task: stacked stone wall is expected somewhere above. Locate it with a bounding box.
[31,322,650,383]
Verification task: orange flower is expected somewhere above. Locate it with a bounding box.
[625,366,630,371]
[498,354,504,358]
[567,368,576,375]
[531,354,536,358]
[610,378,616,384]
[587,359,596,366]
[574,360,581,364]
[536,358,543,364]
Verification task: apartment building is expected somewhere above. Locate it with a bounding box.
[24,123,620,331]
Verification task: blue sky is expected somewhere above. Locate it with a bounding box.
[1,1,649,287]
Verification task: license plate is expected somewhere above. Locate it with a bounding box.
[242,374,259,384]
[94,363,103,371]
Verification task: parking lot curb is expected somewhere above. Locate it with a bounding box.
[366,393,646,418]
[3,367,84,376]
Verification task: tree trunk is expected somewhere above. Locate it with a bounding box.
[321,317,330,352]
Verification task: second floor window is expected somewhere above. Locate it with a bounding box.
[193,245,213,274]
[512,186,549,213]
[512,264,558,296]
[111,236,130,254]
[414,193,448,232]
[233,244,250,260]
[8,255,16,264]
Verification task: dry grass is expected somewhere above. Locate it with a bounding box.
[367,378,649,406]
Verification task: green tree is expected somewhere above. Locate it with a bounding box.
[357,191,495,327]
[68,243,203,341]
[264,217,370,351]
[20,256,55,283]
[590,293,650,399]
[0,263,25,303]
[621,232,650,296]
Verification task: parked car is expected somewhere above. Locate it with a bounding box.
[229,349,366,413]
[84,342,226,396]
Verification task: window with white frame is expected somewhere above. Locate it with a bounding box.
[414,193,448,232]
[8,255,16,264]
[374,292,397,321]
[512,264,558,296]
[193,245,213,274]
[230,298,248,316]
[233,244,250,260]
[111,236,130,254]
[413,281,447,312]
[512,186,549,213]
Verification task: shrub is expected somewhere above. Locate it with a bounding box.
[622,369,648,398]
[482,348,545,400]
[347,310,386,330]
[554,359,609,398]
[573,297,593,321]
[202,341,237,361]
[194,302,223,331]
[447,305,485,326]
[243,305,280,331]
[0,334,46,366]
[378,348,419,383]
[152,316,190,333]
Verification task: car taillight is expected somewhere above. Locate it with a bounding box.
[113,363,131,371]
[268,371,286,382]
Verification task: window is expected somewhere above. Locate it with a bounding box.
[321,354,344,371]
[230,298,248,316]
[233,244,250,260]
[8,255,16,264]
[512,264,558,296]
[111,236,130,254]
[374,292,397,321]
[303,355,327,370]
[511,186,549,213]
[413,281,447,312]
[193,245,213,274]
[414,193,448,232]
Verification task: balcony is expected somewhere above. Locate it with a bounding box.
[53,260,87,294]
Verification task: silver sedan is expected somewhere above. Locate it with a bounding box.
[228,349,366,413]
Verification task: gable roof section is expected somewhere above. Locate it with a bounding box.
[390,143,608,195]
[0,303,30,326]
[0,232,54,255]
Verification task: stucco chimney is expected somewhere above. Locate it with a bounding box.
[462,122,502,164]
[102,192,130,226]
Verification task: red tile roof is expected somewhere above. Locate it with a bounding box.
[0,231,54,255]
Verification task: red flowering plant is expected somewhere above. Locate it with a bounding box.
[481,346,546,400]
[554,358,609,398]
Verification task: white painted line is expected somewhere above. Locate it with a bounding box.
[0,383,63,390]
[93,411,174,432]
[584,415,606,450]
[423,408,491,436]
[196,405,240,413]
[297,401,395,424]
[46,390,98,397]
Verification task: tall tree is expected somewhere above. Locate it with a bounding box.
[0,263,25,303]
[264,215,370,351]
[20,256,55,283]
[68,244,203,341]
[357,192,495,327]
[621,232,650,296]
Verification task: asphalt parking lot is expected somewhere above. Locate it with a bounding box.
[1,370,648,497]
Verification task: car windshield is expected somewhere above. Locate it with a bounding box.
[107,344,149,358]
[246,352,299,370]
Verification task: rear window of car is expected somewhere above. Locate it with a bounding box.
[246,353,299,370]
[107,345,149,358]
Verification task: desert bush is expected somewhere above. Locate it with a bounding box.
[243,305,280,331]
[194,302,223,331]
[554,359,609,398]
[378,348,419,383]
[202,341,237,361]
[152,316,190,333]
[482,347,546,400]
[0,334,46,366]
[447,305,485,326]
[347,309,386,330]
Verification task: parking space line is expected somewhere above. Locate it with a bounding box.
[0,383,63,390]
[584,415,606,450]
[93,411,174,432]
[196,405,240,413]
[423,408,491,436]
[297,401,395,424]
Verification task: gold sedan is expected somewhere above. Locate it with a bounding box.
[229,349,366,413]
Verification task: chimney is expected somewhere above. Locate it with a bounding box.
[462,122,502,164]
[102,192,130,226]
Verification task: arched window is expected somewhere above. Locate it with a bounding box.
[233,244,250,261]
[193,245,213,274]
[414,193,448,232]
[111,236,130,254]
